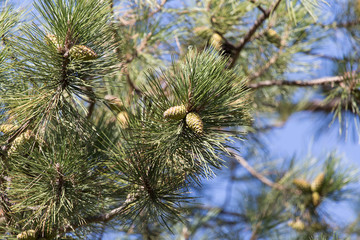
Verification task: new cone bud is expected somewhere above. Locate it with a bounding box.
[210,33,223,50]
[164,105,187,120]
[312,191,321,207]
[311,172,325,192]
[17,230,36,240]
[292,178,311,192]
[0,124,16,133]
[69,45,98,60]
[186,112,203,134]
[104,95,125,112]
[117,111,129,129]
[265,29,281,47]
[288,219,305,231]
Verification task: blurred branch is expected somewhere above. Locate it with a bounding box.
[229,0,283,68]
[249,30,289,81]
[249,0,266,14]
[148,0,168,18]
[61,202,129,233]
[248,75,347,89]
[228,149,285,191]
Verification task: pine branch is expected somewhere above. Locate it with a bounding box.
[229,0,283,68]
[60,201,130,233]
[228,149,285,191]
[148,0,168,18]
[248,30,288,81]
[248,75,348,89]
[248,0,266,14]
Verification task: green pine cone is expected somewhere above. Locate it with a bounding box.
[0,124,16,133]
[186,112,203,134]
[292,178,311,192]
[311,172,325,192]
[17,230,36,240]
[164,105,187,120]
[312,191,321,207]
[69,45,98,60]
[288,219,305,231]
[265,29,281,47]
[104,95,125,112]
[210,33,223,50]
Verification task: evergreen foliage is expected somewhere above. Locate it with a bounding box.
[0,0,359,239]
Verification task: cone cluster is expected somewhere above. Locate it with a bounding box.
[292,172,325,208]
[163,105,204,134]
[265,29,281,48]
[17,230,36,240]
[69,45,98,60]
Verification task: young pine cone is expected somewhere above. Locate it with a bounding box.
[288,219,305,231]
[312,191,321,207]
[186,112,203,134]
[104,95,125,112]
[117,111,129,129]
[311,172,325,192]
[69,45,98,60]
[163,105,187,120]
[292,178,311,192]
[265,29,281,48]
[17,230,36,240]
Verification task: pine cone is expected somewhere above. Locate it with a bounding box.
[163,105,187,120]
[265,29,281,47]
[8,130,33,155]
[17,230,36,240]
[186,112,203,134]
[311,172,325,192]
[210,33,223,51]
[312,191,321,207]
[45,34,62,52]
[117,111,129,129]
[292,178,311,192]
[104,95,124,112]
[0,124,16,133]
[69,45,98,60]
[288,219,305,231]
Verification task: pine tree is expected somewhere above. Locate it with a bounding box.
[0,0,359,239]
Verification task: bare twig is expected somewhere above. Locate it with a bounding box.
[248,75,347,89]
[60,202,129,233]
[229,0,283,68]
[148,0,168,18]
[228,149,285,191]
[249,0,266,14]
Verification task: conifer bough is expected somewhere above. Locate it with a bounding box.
[163,105,187,120]
[69,45,98,60]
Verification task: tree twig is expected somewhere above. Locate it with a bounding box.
[229,0,283,68]
[60,202,129,233]
[228,149,285,191]
[248,75,347,89]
